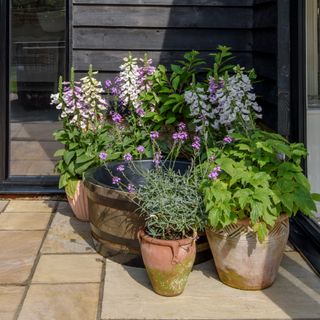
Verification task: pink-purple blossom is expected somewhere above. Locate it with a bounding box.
[191,136,201,150]
[223,136,233,144]
[105,80,112,88]
[127,184,135,193]
[116,165,125,172]
[153,151,162,167]
[124,153,133,161]
[112,176,121,185]
[172,131,188,142]
[208,166,222,180]
[150,131,159,140]
[111,112,123,124]
[136,145,145,153]
[178,122,187,131]
[99,152,108,161]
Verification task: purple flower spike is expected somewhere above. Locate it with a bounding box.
[124,153,133,161]
[172,131,188,143]
[99,152,108,161]
[150,131,160,140]
[127,184,135,193]
[111,87,119,96]
[178,122,187,131]
[192,136,201,150]
[116,165,125,172]
[105,80,112,88]
[112,176,121,185]
[223,136,233,144]
[136,145,145,153]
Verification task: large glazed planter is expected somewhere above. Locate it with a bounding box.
[66,180,89,222]
[84,160,211,267]
[138,229,196,296]
[206,214,289,290]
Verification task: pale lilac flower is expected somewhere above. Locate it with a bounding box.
[99,152,108,161]
[178,122,186,131]
[208,166,221,180]
[124,153,133,161]
[116,165,125,172]
[136,107,145,117]
[111,87,119,96]
[150,131,159,140]
[127,184,135,193]
[112,176,121,185]
[105,80,112,88]
[191,136,201,150]
[136,145,145,153]
[223,136,233,144]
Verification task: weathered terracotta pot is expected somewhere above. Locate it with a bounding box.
[66,180,89,221]
[206,214,289,290]
[138,230,197,296]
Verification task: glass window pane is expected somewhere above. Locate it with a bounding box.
[10,0,65,176]
[306,0,320,224]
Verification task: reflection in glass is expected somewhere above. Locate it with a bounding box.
[10,0,65,176]
[306,0,320,223]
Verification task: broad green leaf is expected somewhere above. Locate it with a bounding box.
[65,179,79,198]
[53,149,65,157]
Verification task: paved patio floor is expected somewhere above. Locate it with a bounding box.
[0,199,319,320]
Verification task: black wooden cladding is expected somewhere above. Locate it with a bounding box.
[71,0,283,132]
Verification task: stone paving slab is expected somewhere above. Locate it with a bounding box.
[41,210,94,254]
[32,254,104,284]
[4,200,57,213]
[0,201,8,213]
[102,252,320,320]
[18,283,100,320]
[0,231,45,284]
[0,286,25,320]
[0,212,51,230]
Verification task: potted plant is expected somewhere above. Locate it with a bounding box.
[50,66,109,221]
[200,88,320,289]
[112,135,205,296]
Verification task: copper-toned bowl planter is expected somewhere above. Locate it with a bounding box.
[206,214,289,290]
[84,161,212,267]
[138,229,197,296]
[66,180,89,222]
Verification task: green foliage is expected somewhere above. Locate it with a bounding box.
[135,167,205,240]
[202,129,319,242]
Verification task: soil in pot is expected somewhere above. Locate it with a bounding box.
[67,180,89,222]
[138,230,197,296]
[206,215,289,290]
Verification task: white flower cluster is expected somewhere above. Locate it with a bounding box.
[184,87,215,133]
[213,67,262,131]
[118,54,141,109]
[51,74,108,131]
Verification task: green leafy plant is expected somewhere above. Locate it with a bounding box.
[202,130,320,242]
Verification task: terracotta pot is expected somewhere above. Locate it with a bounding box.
[66,180,89,221]
[206,214,289,290]
[138,230,197,296]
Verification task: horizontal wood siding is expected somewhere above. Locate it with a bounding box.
[71,0,254,79]
[253,0,277,131]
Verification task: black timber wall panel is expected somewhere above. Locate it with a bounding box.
[71,0,254,82]
[253,0,278,131]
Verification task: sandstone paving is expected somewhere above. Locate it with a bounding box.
[41,210,94,253]
[0,286,25,320]
[0,231,45,284]
[4,200,57,213]
[0,200,8,212]
[101,252,320,320]
[32,254,104,283]
[0,212,51,230]
[18,283,100,320]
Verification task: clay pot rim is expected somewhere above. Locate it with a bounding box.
[138,229,197,247]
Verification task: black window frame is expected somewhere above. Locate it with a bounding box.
[0,0,69,194]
